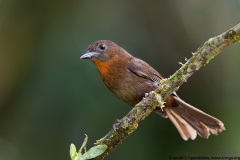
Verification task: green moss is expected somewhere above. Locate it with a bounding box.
[223,29,240,42]
[126,122,138,134]
[233,35,240,42]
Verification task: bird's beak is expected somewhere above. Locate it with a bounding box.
[80,51,98,59]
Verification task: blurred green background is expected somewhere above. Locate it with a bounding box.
[0,0,240,160]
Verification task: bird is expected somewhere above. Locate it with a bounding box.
[80,40,225,140]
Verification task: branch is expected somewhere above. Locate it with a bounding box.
[73,23,240,160]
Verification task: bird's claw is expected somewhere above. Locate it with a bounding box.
[160,105,165,111]
[144,92,149,97]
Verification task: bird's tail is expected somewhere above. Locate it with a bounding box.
[155,96,225,141]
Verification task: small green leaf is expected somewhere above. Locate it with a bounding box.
[70,143,79,160]
[70,135,106,160]
[82,145,107,159]
[78,155,85,160]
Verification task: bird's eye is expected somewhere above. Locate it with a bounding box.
[99,44,106,51]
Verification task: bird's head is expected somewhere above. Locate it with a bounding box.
[80,40,132,74]
[80,40,121,62]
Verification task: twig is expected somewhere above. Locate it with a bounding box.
[88,23,240,160]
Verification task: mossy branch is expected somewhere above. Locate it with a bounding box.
[72,23,240,160]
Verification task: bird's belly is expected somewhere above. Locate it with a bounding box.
[111,79,157,106]
[101,70,158,106]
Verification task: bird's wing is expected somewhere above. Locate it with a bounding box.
[128,57,163,83]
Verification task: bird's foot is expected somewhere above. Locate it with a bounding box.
[160,105,165,111]
[144,92,149,97]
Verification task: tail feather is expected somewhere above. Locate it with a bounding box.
[173,96,225,130]
[165,108,197,140]
[154,96,225,140]
[170,106,209,139]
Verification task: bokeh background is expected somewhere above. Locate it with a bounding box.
[1,0,240,160]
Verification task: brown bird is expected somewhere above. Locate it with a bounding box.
[80,40,225,140]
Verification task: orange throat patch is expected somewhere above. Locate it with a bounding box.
[93,59,110,75]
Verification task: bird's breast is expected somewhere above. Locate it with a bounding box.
[101,68,158,106]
